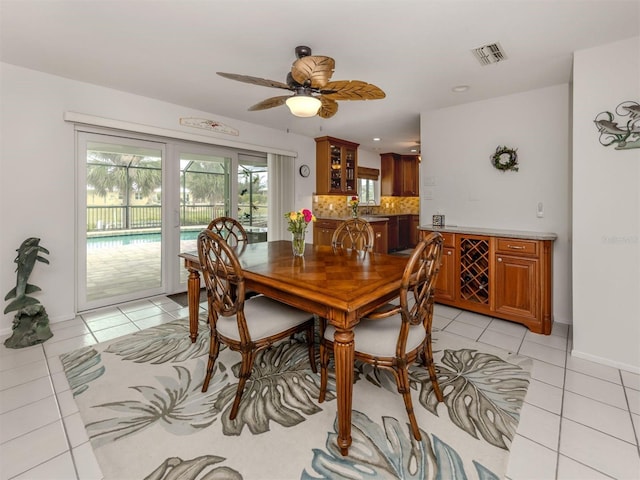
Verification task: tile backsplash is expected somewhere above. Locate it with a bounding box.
[313,195,419,218]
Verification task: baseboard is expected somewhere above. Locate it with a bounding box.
[571,348,640,375]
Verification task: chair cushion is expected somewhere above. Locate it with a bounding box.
[216,295,312,341]
[324,314,426,358]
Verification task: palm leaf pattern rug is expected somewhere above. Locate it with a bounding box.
[61,317,531,480]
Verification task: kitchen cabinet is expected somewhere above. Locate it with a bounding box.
[398,215,410,250]
[315,136,358,195]
[420,227,555,334]
[400,155,420,196]
[313,218,388,254]
[313,219,339,246]
[386,216,399,251]
[433,232,456,302]
[494,238,543,324]
[409,215,420,247]
[370,221,388,254]
[380,153,420,197]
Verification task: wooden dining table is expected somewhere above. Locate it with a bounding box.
[179,240,409,456]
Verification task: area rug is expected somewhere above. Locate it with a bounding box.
[60,317,531,480]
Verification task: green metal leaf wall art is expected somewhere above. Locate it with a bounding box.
[594,100,640,150]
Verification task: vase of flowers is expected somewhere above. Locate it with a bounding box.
[349,196,359,218]
[285,208,316,256]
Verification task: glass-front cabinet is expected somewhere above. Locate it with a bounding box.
[315,136,358,195]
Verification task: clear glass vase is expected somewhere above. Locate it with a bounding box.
[351,206,358,218]
[292,231,306,256]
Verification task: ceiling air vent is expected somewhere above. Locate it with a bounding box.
[472,42,507,66]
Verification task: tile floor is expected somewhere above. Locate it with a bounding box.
[1,299,639,479]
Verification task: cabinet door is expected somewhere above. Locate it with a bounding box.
[401,155,419,196]
[398,215,410,250]
[380,153,401,196]
[435,246,456,301]
[387,217,399,251]
[315,137,359,195]
[409,215,419,247]
[494,254,538,320]
[313,220,338,246]
[371,221,388,254]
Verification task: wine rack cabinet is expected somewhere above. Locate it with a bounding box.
[420,227,556,335]
[459,236,490,306]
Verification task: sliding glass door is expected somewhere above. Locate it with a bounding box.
[175,146,234,287]
[77,131,272,311]
[77,132,166,311]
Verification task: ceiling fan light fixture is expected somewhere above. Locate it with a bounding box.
[286,94,321,117]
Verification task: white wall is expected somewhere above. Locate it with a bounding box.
[420,84,572,325]
[572,37,639,372]
[0,63,316,333]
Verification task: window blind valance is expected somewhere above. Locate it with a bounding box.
[357,166,379,180]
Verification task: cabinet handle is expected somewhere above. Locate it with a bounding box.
[507,244,525,250]
[498,257,503,262]
[376,232,381,238]
[447,251,452,255]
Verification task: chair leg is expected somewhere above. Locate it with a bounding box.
[306,321,317,374]
[423,335,444,402]
[397,367,422,441]
[229,351,256,420]
[318,339,330,403]
[202,332,220,392]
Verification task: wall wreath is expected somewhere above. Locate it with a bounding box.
[491,146,519,172]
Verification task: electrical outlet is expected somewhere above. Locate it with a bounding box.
[329,204,333,211]
[537,202,544,218]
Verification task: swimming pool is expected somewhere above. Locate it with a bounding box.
[87,227,267,249]
[87,231,200,249]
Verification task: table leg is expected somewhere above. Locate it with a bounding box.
[333,327,355,456]
[187,267,201,343]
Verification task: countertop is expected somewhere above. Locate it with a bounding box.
[418,225,557,241]
[315,216,390,223]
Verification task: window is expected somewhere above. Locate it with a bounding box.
[358,178,377,205]
[357,166,379,205]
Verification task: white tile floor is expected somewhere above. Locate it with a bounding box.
[1,300,639,479]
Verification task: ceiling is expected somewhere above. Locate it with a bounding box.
[1,0,638,153]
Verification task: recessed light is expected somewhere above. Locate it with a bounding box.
[452,85,470,93]
[373,137,381,141]
[410,149,418,153]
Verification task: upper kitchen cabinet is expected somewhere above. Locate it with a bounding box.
[315,136,358,195]
[380,153,420,196]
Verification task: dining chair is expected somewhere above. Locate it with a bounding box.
[207,216,249,251]
[331,217,375,252]
[318,232,445,441]
[197,229,317,420]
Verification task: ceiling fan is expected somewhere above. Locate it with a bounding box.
[217,45,385,118]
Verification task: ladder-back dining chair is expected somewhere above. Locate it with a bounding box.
[319,232,445,441]
[331,217,375,252]
[197,229,317,420]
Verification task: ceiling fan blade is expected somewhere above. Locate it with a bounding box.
[320,80,386,100]
[248,95,291,111]
[318,97,338,118]
[291,56,335,89]
[217,72,291,90]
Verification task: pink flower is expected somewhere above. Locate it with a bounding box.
[302,209,313,222]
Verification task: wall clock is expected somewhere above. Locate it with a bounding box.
[299,164,311,177]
